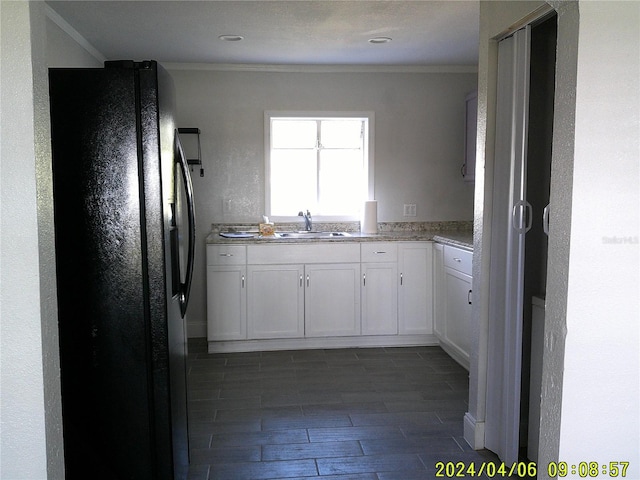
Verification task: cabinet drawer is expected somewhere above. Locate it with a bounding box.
[207,245,247,266]
[443,245,472,275]
[361,242,397,263]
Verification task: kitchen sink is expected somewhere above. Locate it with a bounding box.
[277,231,351,239]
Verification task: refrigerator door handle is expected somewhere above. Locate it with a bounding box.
[175,130,196,317]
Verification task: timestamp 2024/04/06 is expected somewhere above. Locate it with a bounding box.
[434,461,630,478]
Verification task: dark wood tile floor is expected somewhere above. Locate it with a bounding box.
[185,339,502,480]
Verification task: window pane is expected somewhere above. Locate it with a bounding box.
[268,114,369,218]
[270,150,317,215]
[320,120,363,149]
[272,120,317,149]
[318,150,363,215]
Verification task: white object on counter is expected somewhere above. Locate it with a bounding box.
[361,200,378,233]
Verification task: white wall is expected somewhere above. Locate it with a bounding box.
[0,3,102,478]
[559,0,639,473]
[6,2,638,477]
[168,66,478,336]
[45,10,104,67]
[472,1,639,477]
[1,2,56,478]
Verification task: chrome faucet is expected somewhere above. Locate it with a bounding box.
[298,210,312,231]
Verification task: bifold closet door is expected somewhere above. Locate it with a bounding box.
[485,26,531,465]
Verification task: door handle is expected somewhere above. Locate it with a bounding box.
[511,200,533,234]
[175,130,196,318]
[468,289,472,305]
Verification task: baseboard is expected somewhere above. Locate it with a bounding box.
[207,334,439,353]
[463,412,485,450]
[438,339,470,371]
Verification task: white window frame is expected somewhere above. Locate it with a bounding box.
[264,111,375,222]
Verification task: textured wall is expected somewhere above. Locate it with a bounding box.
[168,66,478,337]
[471,2,640,476]
[0,4,106,477]
[555,1,639,475]
[1,2,51,477]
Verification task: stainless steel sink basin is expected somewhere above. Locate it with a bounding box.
[277,231,351,239]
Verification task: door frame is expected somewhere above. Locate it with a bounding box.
[464,3,577,466]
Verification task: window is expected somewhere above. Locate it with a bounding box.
[265,112,373,220]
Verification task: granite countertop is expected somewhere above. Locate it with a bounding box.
[432,232,474,250]
[206,222,474,250]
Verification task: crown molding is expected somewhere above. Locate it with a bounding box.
[45,4,107,64]
[164,62,478,74]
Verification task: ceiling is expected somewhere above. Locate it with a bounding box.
[46,1,479,66]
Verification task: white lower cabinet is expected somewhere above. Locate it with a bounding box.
[398,242,434,335]
[247,264,304,339]
[247,243,361,340]
[361,243,398,335]
[206,240,438,352]
[432,243,445,339]
[433,244,473,370]
[304,263,361,337]
[444,267,472,360]
[207,245,247,341]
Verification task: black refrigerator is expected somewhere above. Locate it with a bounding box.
[49,60,195,479]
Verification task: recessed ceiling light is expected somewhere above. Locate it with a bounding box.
[218,35,244,42]
[368,37,392,44]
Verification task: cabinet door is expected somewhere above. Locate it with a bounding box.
[444,266,472,365]
[247,264,304,339]
[304,263,361,337]
[207,265,246,341]
[361,262,398,335]
[432,243,445,339]
[398,242,434,335]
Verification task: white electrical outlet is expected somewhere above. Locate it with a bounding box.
[403,204,417,217]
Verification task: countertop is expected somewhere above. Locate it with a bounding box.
[205,222,473,251]
[432,232,474,251]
